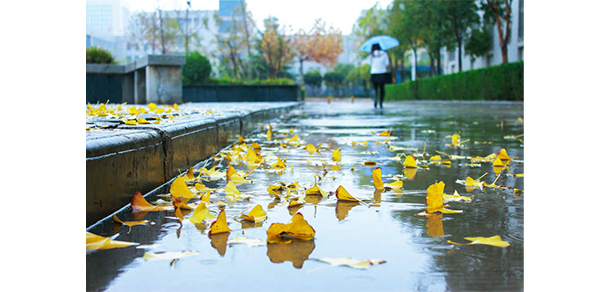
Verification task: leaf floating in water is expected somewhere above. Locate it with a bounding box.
[266,213,315,244]
[209,209,231,235]
[314,257,386,270]
[335,186,361,202]
[332,149,341,162]
[372,167,403,191]
[131,192,174,212]
[170,176,195,199]
[447,235,510,248]
[239,204,267,223]
[403,155,417,168]
[86,232,138,251]
[425,181,463,214]
[113,215,151,233]
[189,202,217,224]
[305,176,329,197]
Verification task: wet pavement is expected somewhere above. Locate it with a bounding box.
[87,99,524,292]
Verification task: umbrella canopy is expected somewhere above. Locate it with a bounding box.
[359,35,400,52]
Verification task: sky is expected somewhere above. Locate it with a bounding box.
[124,0,392,35]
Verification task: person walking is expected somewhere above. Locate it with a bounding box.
[362,43,391,108]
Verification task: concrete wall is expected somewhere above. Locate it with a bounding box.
[86,55,186,104]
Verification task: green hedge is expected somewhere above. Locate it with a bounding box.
[206,77,296,85]
[386,61,523,101]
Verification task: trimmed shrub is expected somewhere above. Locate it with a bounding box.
[385,61,524,101]
[206,77,296,85]
[182,51,212,85]
[86,46,116,64]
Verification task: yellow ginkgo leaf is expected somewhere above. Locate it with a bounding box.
[425,181,463,214]
[332,149,341,162]
[137,117,150,124]
[305,177,328,196]
[224,181,241,198]
[443,190,473,202]
[86,232,138,251]
[303,144,321,155]
[239,204,267,222]
[131,192,174,212]
[335,186,360,202]
[429,155,442,163]
[448,235,510,248]
[189,202,217,224]
[125,120,137,125]
[113,215,150,233]
[315,257,386,270]
[209,209,231,235]
[195,183,215,193]
[269,156,287,169]
[403,168,417,180]
[492,157,506,167]
[170,176,195,199]
[286,134,299,143]
[384,180,403,190]
[497,148,512,163]
[403,155,417,168]
[229,172,251,184]
[266,213,316,243]
[143,250,200,261]
[185,167,196,180]
[372,167,384,190]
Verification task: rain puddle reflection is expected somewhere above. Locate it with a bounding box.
[87,100,524,292]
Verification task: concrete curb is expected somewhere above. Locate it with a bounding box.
[86,101,303,226]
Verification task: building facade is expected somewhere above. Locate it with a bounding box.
[442,0,524,74]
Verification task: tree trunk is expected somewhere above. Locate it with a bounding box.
[429,54,436,77]
[436,48,441,75]
[299,58,305,86]
[159,9,166,55]
[457,38,463,72]
[240,0,253,80]
[185,7,190,55]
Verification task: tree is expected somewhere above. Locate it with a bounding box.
[182,51,212,85]
[441,0,480,72]
[126,10,179,55]
[259,17,294,79]
[482,0,514,63]
[292,19,343,85]
[389,0,424,80]
[304,69,323,87]
[465,27,492,67]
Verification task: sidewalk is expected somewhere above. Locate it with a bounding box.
[86,101,303,226]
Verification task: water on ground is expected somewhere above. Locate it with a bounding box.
[87,99,524,292]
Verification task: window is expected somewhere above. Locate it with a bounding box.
[518,0,524,41]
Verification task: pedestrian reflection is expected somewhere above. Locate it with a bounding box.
[266,239,315,269]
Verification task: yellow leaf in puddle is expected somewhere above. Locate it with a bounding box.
[497,148,512,163]
[426,182,463,214]
[429,155,442,163]
[315,257,386,269]
[195,183,215,193]
[335,186,360,202]
[403,155,417,168]
[175,206,184,222]
[269,156,287,169]
[209,209,231,234]
[125,120,137,125]
[384,180,403,190]
[229,172,251,184]
[378,129,392,136]
[143,250,200,261]
[189,202,217,224]
[170,177,195,199]
[447,235,510,248]
[443,190,472,202]
[332,149,341,162]
[224,181,241,198]
[303,144,321,155]
[305,177,328,197]
[493,157,506,167]
[185,167,195,180]
[86,232,138,251]
[403,168,417,180]
[266,212,316,243]
[137,117,150,124]
[113,215,150,233]
[372,167,384,190]
[131,192,175,212]
[239,204,267,222]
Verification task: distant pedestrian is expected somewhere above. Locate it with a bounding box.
[362,43,391,108]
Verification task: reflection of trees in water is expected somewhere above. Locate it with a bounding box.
[266,240,316,269]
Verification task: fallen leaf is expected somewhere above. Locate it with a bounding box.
[303,144,321,155]
[332,149,341,162]
[305,177,328,197]
[86,232,138,251]
[425,181,463,214]
[443,190,473,202]
[372,167,403,191]
[131,192,174,212]
[224,181,242,199]
[335,186,360,202]
[170,176,195,199]
[239,204,267,222]
[266,213,315,243]
[403,155,417,168]
[113,215,150,233]
[189,202,217,224]
[364,161,376,166]
[209,209,231,235]
[447,235,510,248]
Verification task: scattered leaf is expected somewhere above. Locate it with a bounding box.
[209,209,231,235]
[448,235,510,248]
[86,232,138,251]
[267,213,315,244]
[239,204,267,222]
[131,192,174,212]
[113,215,150,233]
[170,177,195,199]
